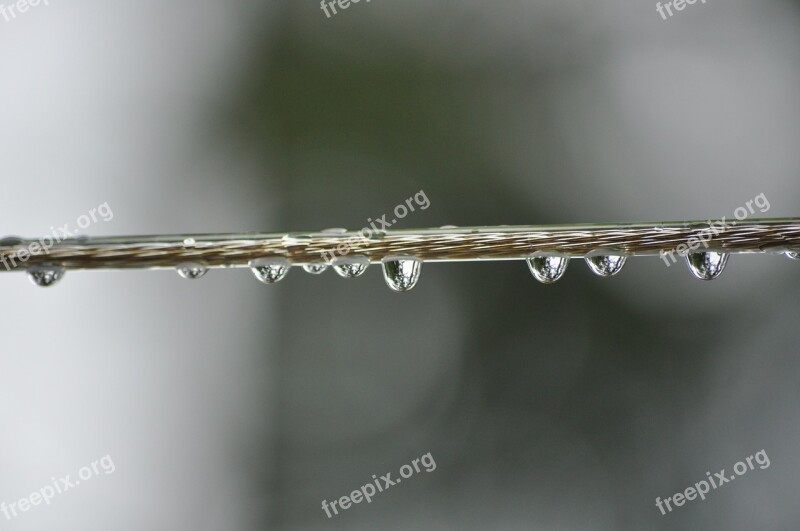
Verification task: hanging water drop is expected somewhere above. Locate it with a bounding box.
[685,251,728,281]
[786,251,800,260]
[382,256,422,292]
[585,254,627,277]
[250,258,291,284]
[333,256,370,278]
[176,262,208,280]
[27,265,65,287]
[303,263,328,275]
[526,254,569,284]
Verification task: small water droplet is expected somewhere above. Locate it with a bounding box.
[333,256,370,278]
[786,251,800,260]
[382,256,422,292]
[28,265,65,287]
[176,262,208,280]
[686,251,728,281]
[303,263,328,275]
[585,254,627,277]
[526,254,569,284]
[250,258,291,284]
[183,237,196,247]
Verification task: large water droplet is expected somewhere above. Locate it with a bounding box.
[686,251,728,281]
[333,256,369,278]
[28,266,65,287]
[176,262,208,280]
[585,254,627,277]
[303,263,328,275]
[382,256,422,292]
[250,258,291,284]
[526,254,569,284]
[786,251,800,260]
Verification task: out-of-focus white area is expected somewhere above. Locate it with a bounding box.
[0,2,276,530]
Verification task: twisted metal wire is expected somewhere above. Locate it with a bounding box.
[1,219,800,272]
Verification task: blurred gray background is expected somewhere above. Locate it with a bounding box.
[1,0,800,529]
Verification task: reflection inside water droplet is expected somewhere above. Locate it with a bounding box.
[176,262,208,280]
[526,253,569,284]
[685,251,728,281]
[302,263,328,275]
[585,254,627,277]
[250,258,291,284]
[28,265,65,287]
[382,256,422,292]
[333,256,369,278]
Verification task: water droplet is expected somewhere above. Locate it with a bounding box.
[303,263,328,275]
[183,238,196,247]
[333,256,370,278]
[686,251,728,281]
[439,225,458,229]
[250,258,291,284]
[382,256,422,292]
[27,265,65,287]
[526,253,569,284]
[585,254,627,277]
[786,251,800,260]
[176,262,208,280]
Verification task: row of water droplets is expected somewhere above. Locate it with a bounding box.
[244,255,422,293]
[527,250,734,283]
[169,249,792,289]
[22,251,726,290]
[171,255,421,292]
[23,251,800,288]
[17,233,418,293]
[19,228,800,288]
[245,228,420,292]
